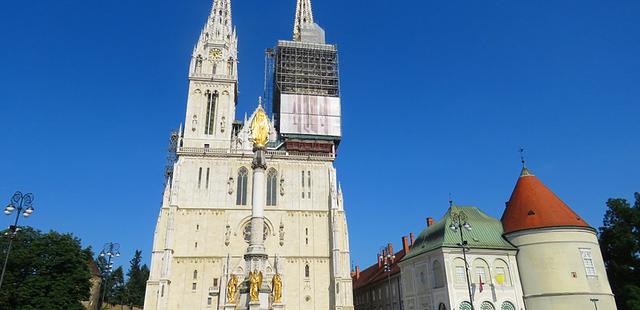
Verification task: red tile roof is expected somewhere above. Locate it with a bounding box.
[501,168,591,234]
[352,249,406,290]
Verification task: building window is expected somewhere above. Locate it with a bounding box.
[501,301,515,310]
[195,55,203,73]
[192,282,197,291]
[193,270,198,280]
[473,258,490,285]
[439,303,447,310]
[236,167,248,205]
[227,58,234,76]
[198,167,203,188]
[205,91,218,135]
[206,168,210,189]
[213,278,219,287]
[301,170,305,199]
[432,260,444,288]
[455,266,466,284]
[580,248,597,276]
[481,301,495,310]
[494,259,511,286]
[307,171,311,198]
[305,264,310,278]
[161,284,164,297]
[207,297,212,306]
[266,169,277,206]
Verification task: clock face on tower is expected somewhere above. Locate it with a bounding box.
[209,48,222,62]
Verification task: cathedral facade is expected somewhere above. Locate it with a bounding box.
[143,1,354,309]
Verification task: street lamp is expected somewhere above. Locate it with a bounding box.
[449,209,474,310]
[98,242,120,309]
[381,247,396,310]
[0,191,35,289]
[590,298,599,310]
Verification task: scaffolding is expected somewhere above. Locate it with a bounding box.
[273,40,340,97]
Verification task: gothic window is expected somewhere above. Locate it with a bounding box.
[439,303,446,310]
[307,171,311,198]
[193,270,198,279]
[301,170,305,199]
[205,168,210,189]
[198,167,203,188]
[195,55,203,73]
[205,91,218,135]
[432,260,444,288]
[580,248,597,276]
[266,169,277,206]
[227,58,234,76]
[236,167,248,205]
[192,283,197,291]
[304,264,310,278]
[242,222,269,243]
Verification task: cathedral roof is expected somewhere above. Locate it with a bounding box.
[501,167,591,234]
[404,206,515,261]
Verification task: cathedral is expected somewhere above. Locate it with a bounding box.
[143,0,354,309]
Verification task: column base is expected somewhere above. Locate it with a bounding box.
[272,303,285,310]
[224,304,236,310]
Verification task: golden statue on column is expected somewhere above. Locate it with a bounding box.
[272,273,283,303]
[226,275,238,304]
[250,100,270,149]
[249,270,263,302]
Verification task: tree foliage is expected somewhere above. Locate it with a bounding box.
[99,250,149,308]
[0,227,92,310]
[599,192,640,310]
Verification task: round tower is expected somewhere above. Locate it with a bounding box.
[501,167,616,310]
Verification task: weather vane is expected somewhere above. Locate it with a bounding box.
[448,193,454,207]
[520,147,526,168]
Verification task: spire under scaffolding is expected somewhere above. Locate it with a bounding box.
[293,0,314,41]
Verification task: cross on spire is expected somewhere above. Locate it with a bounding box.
[293,0,315,41]
[520,147,526,168]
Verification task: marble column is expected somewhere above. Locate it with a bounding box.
[246,147,267,258]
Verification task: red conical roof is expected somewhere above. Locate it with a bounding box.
[502,167,591,234]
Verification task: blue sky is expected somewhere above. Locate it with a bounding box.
[0,0,638,269]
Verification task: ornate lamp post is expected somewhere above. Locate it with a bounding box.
[0,191,35,289]
[449,209,474,310]
[98,242,120,309]
[381,247,396,309]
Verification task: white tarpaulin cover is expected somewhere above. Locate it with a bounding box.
[279,94,341,137]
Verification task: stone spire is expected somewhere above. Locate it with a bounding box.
[293,0,315,41]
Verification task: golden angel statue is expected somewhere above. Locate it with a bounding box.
[272,273,283,304]
[249,270,263,302]
[226,274,238,304]
[250,101,270,148]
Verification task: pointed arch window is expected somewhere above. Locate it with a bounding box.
[236,167,248,205]
[205,91,218,135]
[304,264,310,278]
[266,169,278,206]
[227,58,234,76]
[195,55,203,73]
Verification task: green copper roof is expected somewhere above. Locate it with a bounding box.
[404,206,516,260]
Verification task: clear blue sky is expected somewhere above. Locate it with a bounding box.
[1,0,638,269]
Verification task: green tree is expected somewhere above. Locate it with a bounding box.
[124,250,149,307]
[599,192,640,310]
[0,227,92,310]
[105,266,126,306]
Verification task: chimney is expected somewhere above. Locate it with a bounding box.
[356,265,360,279]
[427,217,434,227]
[377,254,382,268]
[410,232,415,245]
[388,243,394,256]
[402,236,410,254]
